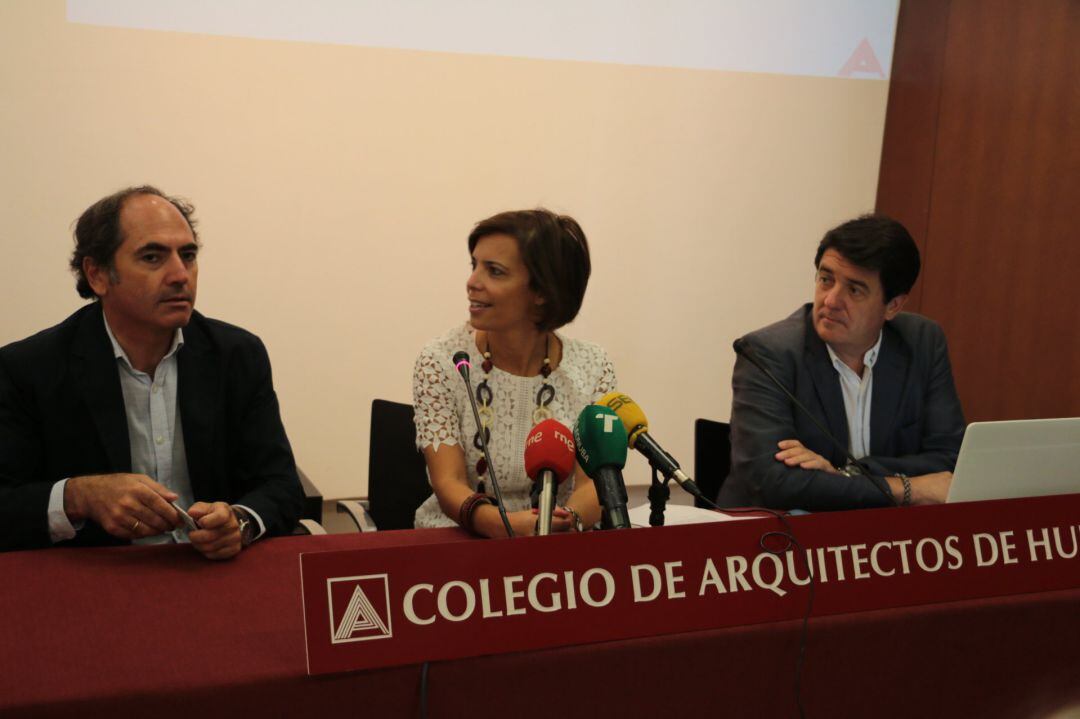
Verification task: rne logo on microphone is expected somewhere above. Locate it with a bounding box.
[554,430,574,452]
[327,574,393,644]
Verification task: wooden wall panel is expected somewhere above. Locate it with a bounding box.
[878,0,1080,421]
[875,0,952,313]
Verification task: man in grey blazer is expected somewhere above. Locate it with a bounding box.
[719,215,964,511]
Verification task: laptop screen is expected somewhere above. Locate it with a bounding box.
[947,418,1080,503]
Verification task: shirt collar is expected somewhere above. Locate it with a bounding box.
[826,330,883,373]
[102,313,184,370]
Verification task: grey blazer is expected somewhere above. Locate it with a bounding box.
[718,304,965,511]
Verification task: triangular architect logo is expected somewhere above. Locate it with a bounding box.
[328,574,392,644]
[838,38,884,78]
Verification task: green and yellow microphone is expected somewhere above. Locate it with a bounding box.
[598,391,706,502]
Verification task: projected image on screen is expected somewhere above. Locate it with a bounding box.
[68,0,898,79]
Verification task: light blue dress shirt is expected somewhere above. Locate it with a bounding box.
[825,331,883,461]
[47,314,264,543]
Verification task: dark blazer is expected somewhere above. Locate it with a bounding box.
[718,304,965,511]
[0,303,303,551]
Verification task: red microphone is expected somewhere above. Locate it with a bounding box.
[524,419,576,536]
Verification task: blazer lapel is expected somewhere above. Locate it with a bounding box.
[72,304,131,472]
[176,315,219,498]
[803,315,850,463]
[869,324,911,456]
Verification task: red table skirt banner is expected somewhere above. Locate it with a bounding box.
[300,493,1080,675]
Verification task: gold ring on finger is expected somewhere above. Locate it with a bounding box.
[131,519,141,533]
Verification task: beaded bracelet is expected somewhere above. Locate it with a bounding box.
[458,492,497,534]
[897,474,912,506]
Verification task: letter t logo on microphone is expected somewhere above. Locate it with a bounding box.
[596,412,619,433]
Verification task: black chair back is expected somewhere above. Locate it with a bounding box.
[368,399,432,530]
[297,468,323,522]
[693,419,731,508]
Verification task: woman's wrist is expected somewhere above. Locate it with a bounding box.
[458,492,497,535]
[472,504,506,537]
[561,505,585,532]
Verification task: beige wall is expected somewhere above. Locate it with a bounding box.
[0,1,889,498]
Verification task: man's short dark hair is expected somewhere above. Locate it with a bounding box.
[814,214,920,302]
[468,209,591,331]
[70,185,198,299]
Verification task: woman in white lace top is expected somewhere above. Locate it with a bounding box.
[412,209,616,536]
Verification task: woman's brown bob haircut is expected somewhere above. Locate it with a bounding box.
[468,209,591,332]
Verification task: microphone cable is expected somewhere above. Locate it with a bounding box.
[697,492,816,719]
[416,661,429,719]
[733,338,894,506]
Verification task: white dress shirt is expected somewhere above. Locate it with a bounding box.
[825,331,883,461]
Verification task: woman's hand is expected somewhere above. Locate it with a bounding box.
[524,506,576,534]
[474,507,539,537]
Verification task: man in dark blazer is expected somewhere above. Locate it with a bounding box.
[719,215,965,512]
[0,186,302,556]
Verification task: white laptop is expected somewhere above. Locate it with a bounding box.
[946,418,1080,503]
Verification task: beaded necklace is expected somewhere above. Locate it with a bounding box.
[472,333,556,494]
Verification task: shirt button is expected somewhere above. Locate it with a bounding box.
[152,385,160,394]
[155,435,164,445]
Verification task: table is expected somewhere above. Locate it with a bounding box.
[2,528,1079,718]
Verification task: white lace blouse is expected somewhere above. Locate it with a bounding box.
[412,323,617,528]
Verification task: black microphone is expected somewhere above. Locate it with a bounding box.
[732,337,892,502]
[452,351,472,381]
[451,351,514,537]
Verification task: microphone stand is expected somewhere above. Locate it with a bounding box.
[454,353,514,538]
[535,472,556,536]
[647,467,670,527]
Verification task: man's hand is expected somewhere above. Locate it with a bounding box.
[187,502,242,560]
[913,472,953,504]
[775,439,842,474]
[64,473,182,539]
